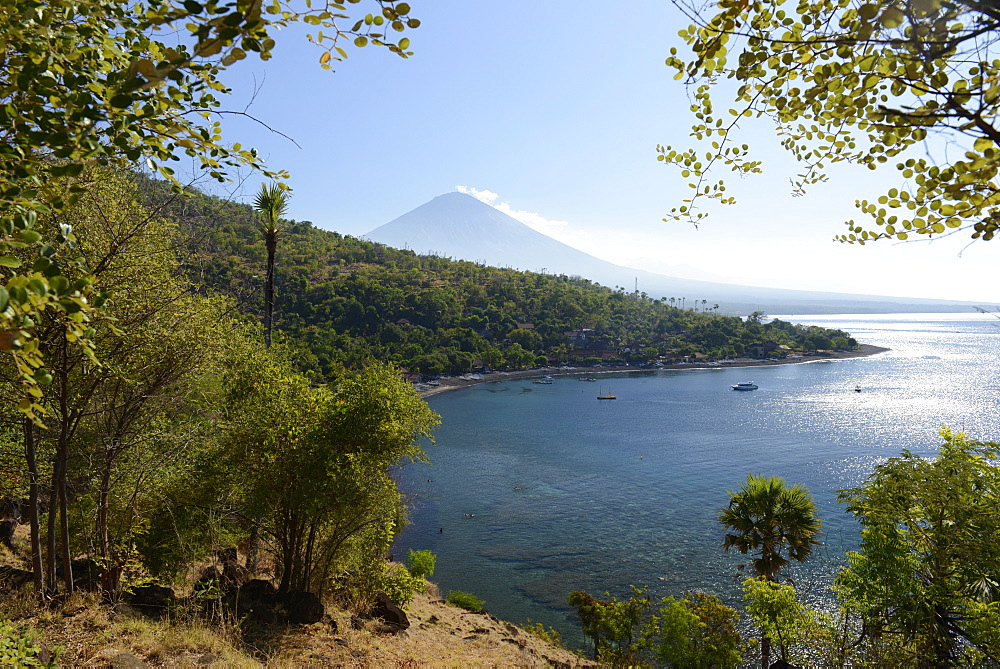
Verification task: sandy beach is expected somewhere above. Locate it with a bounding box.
[416,344,890,398]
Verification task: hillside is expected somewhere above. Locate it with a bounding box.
[365,192,980,315]
[144,180,860,379]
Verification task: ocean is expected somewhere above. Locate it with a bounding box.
[392,312,1000,649]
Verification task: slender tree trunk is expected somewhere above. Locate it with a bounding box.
[303,523,317,592]
[23,418,43,598]
[98,440,116,594]
[264,233,276,348]
[247,234,277,572]
[46,454,59,591]
[761,634,770,669]
[58,458,73,594]
[56,346,74,595]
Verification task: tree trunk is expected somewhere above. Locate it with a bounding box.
[98,441,116,594]
[46,455,59,592]
[56,350,74,595]
[23,418,43,598]
[761,634,770,669]
[264,232,276,348]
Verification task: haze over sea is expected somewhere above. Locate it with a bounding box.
[393,312,1000,648]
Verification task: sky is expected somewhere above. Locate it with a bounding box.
[208,0,1000,304]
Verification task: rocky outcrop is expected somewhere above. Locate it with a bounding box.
[124,584,176,619]
[223,579,324,625]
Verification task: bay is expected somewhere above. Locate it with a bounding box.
[392,312,1000,649]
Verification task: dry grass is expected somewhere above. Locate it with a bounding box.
[2,582,593,667]
[1,523,591,667]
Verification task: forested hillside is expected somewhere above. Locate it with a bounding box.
[146,180,857,378]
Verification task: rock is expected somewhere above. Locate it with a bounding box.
[283,590,324,624]
[222,580,324,625]
[368,591,409,631]
[0,519,17,551]
[33,641,52,665]
[107,652,148,668]
[0,565,34,589]
[124,584,175,619]
[224,579,278,623]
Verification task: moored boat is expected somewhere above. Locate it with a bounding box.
[731,382,758,391]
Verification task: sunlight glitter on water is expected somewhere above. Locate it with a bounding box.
[394,312,1000,649]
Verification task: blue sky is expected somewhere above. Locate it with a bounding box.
[209,0,1000,304]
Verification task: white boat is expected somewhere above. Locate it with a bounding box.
[533,377,554,384]
[731,382,758,391]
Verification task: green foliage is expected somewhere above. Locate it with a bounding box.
[406,549,436,579]
[568,587,651,664]
[212,352,438,594]
[447,590,484,613]
[743,578,834,666]
[377,562,425,609]
[0,620,57,667]
[661,0,1000,245]
[522,619,565,649]
[719,474,821,581]
[150,181,856,378]
[648,592,742,668]
[0,0,418,419]
[835,428,1000,663]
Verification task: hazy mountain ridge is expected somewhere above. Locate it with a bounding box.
[365,192,981,315]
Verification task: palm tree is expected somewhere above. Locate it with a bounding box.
[253,182,289,348]
[719,474,820,668]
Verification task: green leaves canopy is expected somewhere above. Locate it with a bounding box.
[662,0,1000,244]
[836,428,1000,663]
[0,0,418,417]
[718,473,821,581]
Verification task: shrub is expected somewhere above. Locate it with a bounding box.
[406,549,436,579]
[0,620,57,667]
[523,619,565,648]
[447,590,484,613]
[378,563,425,609]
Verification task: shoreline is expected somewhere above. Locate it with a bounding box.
[417,344,890,398]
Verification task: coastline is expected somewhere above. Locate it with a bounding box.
[417,344,890,398]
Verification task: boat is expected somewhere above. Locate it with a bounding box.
[731,382,758,391]
[579,377,598,382]
[597,395,616,400]
[533,377,554,384]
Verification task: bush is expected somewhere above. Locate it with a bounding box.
[378,563,425,609]
[523,619,564,648]
[0,620,57,667]
[406,549,436,579]
[447,590,484,613]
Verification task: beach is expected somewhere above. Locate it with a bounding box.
[417,343,889,397]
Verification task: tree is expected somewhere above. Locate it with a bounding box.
[661,0,1000,245]
[649,592,743,668]
[719,474,820,668]
[0,0,419,418]
[743,577,837,667]
[215,355,438,594]
[835,428,1000,665]
[568,588,651,664]
[253,182,290,348]
[0,167,231,597]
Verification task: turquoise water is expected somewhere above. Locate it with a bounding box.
[392,313,1000,648]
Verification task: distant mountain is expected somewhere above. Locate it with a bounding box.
[365,192,980,315]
